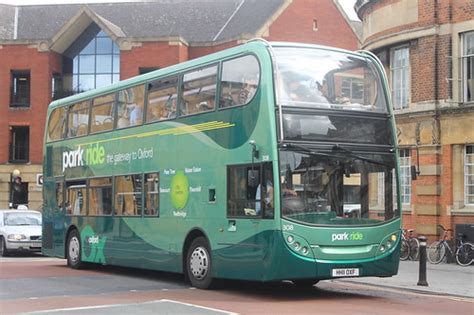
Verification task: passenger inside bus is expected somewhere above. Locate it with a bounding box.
[164,98,177,119]
[238,74,258,104]
[129,103,143,125]
[117,103,130,128]
[255,174,273,215]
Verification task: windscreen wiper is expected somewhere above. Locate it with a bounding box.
[332,144,392,167]
[280,143,391,167]
[279,143,341,159]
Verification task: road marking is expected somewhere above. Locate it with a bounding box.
[161,299,238,315]
[24,299,239,314]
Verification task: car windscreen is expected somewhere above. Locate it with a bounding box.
[4,212,42,226]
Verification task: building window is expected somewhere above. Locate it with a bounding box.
[465,145,474,205]
[341,77,364,104]
[399,149,411,205]
[9,126,29,163]
[73,30,120,92]
[462,31,474,103]
[390,46,410,110]
[139,67,159,75]
[10,70,30,108]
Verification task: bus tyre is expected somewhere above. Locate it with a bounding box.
[186,237,213,289]
[0,237,8,257]
[67,229,83,269]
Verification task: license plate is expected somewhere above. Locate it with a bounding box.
[332,268,359,277]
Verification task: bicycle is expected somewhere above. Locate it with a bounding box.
[427,225,474,266]
[400,229,420,261]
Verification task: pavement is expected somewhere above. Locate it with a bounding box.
[340,260,474,298]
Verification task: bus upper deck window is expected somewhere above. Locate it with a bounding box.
[220,55,260,108]
[91,93,115,134]
[47,107,67,142]
[146,76,178,123]
[181,65,218,116]
[67,101,89,138]
[116,85,146,129]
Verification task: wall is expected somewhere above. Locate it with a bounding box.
[357,0,474,240]
[266,0,359,50]
[0,44,62,209]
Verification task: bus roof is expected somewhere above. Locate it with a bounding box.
[46,40,367,111]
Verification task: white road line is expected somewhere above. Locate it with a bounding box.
[161,299,239,315]
[24,299,239,314]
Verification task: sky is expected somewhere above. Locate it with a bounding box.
[0,0,360,21]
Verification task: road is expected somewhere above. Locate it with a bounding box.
[1,254,472,314]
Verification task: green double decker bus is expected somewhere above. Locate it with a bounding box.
[42,40,401,289]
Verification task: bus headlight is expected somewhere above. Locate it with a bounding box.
[283,232,314,258]
[376,232,400,256]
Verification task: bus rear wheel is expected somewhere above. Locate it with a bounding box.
[67,229,83,269]
[186,237,213,289]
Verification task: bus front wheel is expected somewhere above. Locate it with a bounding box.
[186,237,213,289]
[67,229,83,269]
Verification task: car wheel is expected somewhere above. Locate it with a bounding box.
[0,237,8,257]
[67,229,83,269]
[186,237,214,289]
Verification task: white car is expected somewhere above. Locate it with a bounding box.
[0,209,42,256]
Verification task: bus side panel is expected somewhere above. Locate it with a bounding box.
[212,223,276,281]
[73,217,180,272]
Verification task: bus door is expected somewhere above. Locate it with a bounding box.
[42,177,66,257]
[217,163,274,279]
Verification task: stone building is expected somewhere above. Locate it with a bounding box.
[356,0,474,240]
[0,0,360,210]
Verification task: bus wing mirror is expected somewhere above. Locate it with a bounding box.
[248,170,260,188]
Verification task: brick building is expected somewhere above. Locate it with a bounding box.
[0,0,360,210]
[356,0,474,240]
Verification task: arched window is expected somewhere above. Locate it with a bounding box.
[72,31,120,92]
